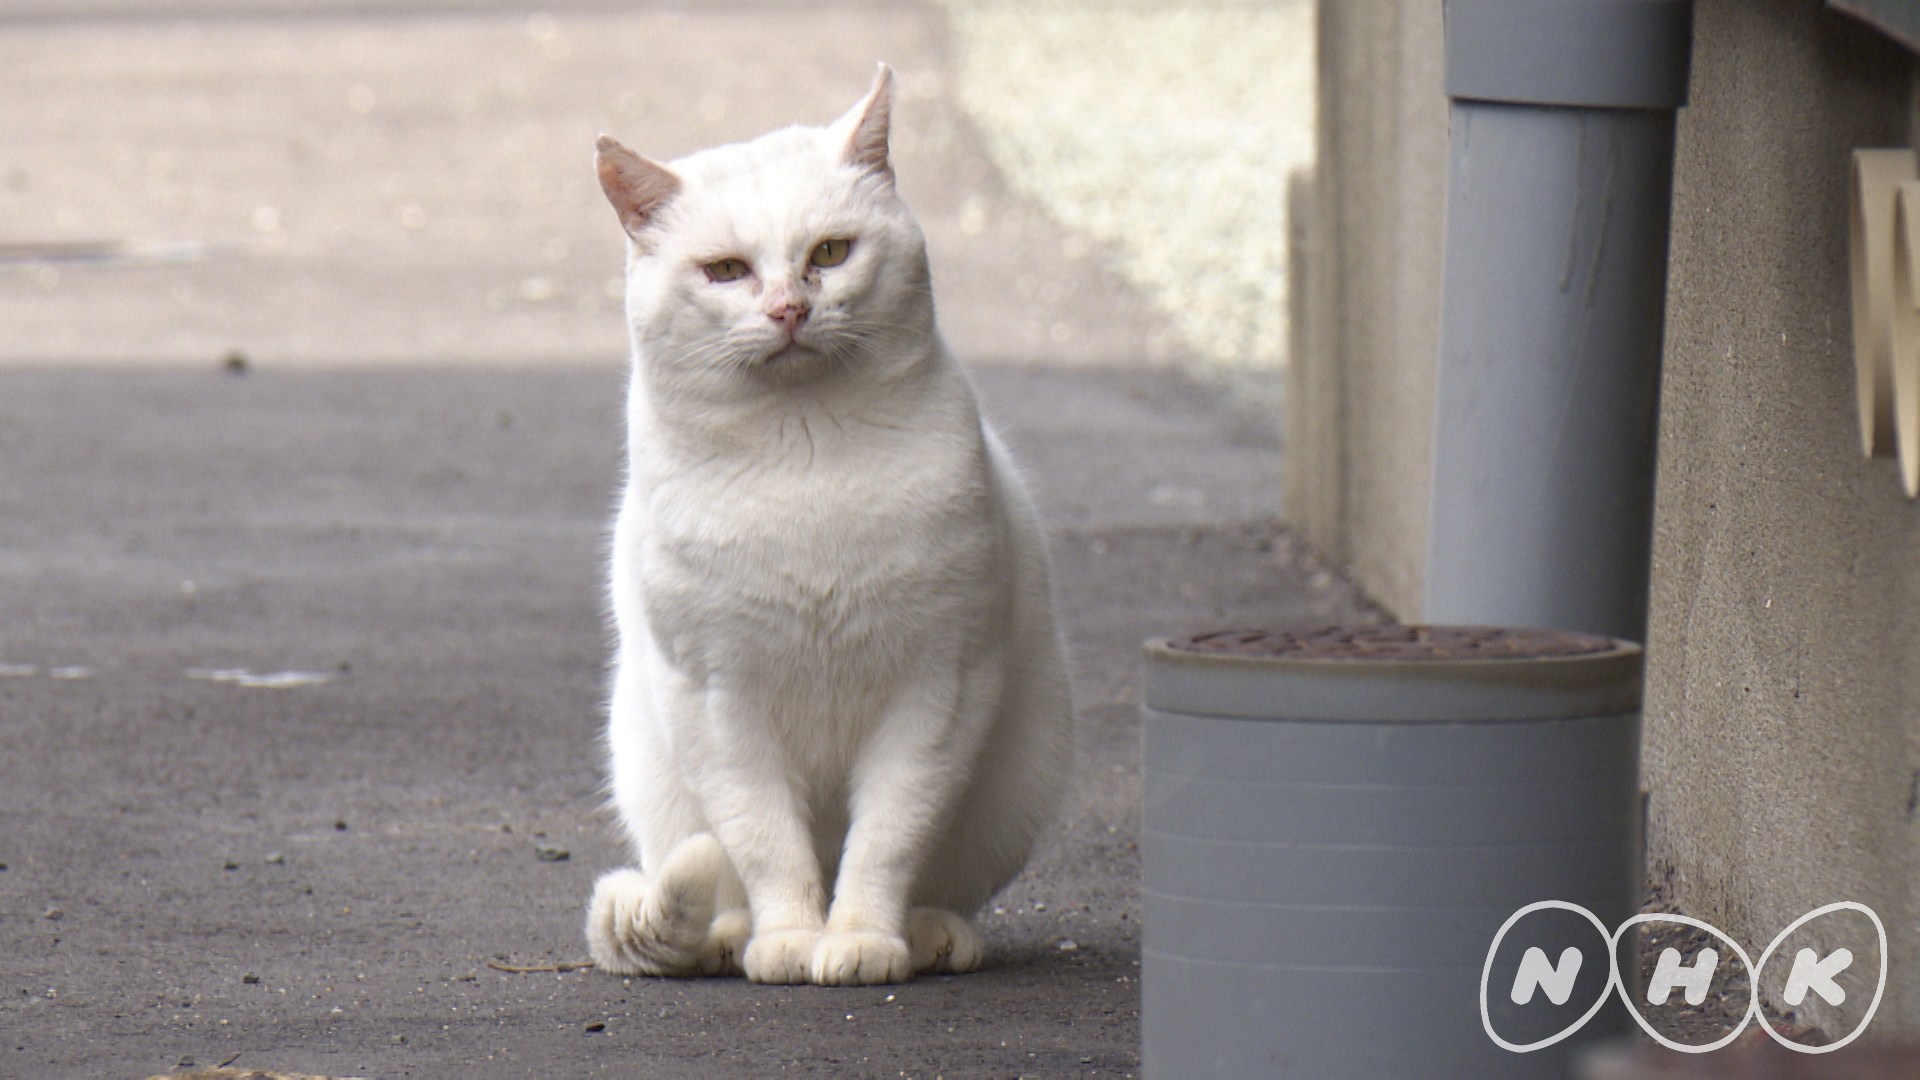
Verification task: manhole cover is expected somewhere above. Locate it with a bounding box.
[1164,624,1618,661]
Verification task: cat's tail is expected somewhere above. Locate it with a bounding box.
[586,833,745,977]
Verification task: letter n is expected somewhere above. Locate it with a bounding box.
[1510,946,1584,1006]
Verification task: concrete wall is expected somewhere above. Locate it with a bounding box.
[1292,0,1920,1036]
[1284,0,1445,618]
[1643,0,1920,1034]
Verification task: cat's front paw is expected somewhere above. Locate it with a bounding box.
[810,930,912,986]
[743,927,820,984]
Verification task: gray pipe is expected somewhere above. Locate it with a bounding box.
[1424,0,1693,642]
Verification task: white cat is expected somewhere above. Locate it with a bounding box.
[583,66,1074,987]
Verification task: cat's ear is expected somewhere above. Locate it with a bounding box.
[834,63,894,181]
[596,134,681,244]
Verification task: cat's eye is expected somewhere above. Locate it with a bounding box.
[704,257,751,283]
[809,238,852,269]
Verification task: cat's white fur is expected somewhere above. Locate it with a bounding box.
[584,66,1074,987]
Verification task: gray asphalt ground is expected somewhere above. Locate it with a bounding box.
[0,3,1355,1077]
[1,364,1369,1080]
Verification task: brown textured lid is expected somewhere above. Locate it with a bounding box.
[1146,624,1643,722]
[1163,624,1620,662]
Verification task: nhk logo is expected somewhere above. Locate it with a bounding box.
[1481,900,1887,1054]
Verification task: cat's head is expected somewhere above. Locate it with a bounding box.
[596,65,935,392]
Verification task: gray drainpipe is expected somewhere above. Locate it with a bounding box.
[1423,0,1694,642]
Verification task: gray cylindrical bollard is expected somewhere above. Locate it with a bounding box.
[1141,625,1643,1079]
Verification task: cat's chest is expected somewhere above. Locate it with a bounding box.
[628,440,999,658]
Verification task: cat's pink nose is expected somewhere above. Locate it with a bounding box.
[767,299,810,336]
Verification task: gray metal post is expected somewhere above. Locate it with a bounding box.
[1424,0,1694,641]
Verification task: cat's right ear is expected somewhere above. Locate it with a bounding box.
[596,135,681,245]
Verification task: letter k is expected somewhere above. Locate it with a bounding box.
[1783,947,1853,1007]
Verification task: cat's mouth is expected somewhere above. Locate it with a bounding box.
[758,342,818,369]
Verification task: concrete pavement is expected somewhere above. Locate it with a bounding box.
[0,362,1371,1078]
[0,3,1346,1076]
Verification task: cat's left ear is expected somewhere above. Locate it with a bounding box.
[834,63,894,182]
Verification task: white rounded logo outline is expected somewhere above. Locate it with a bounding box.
[1749,901,1888,1055]
[1480,901,1886,1055]
[1611,913,1753,1054]
[1478,900,1617,1053]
